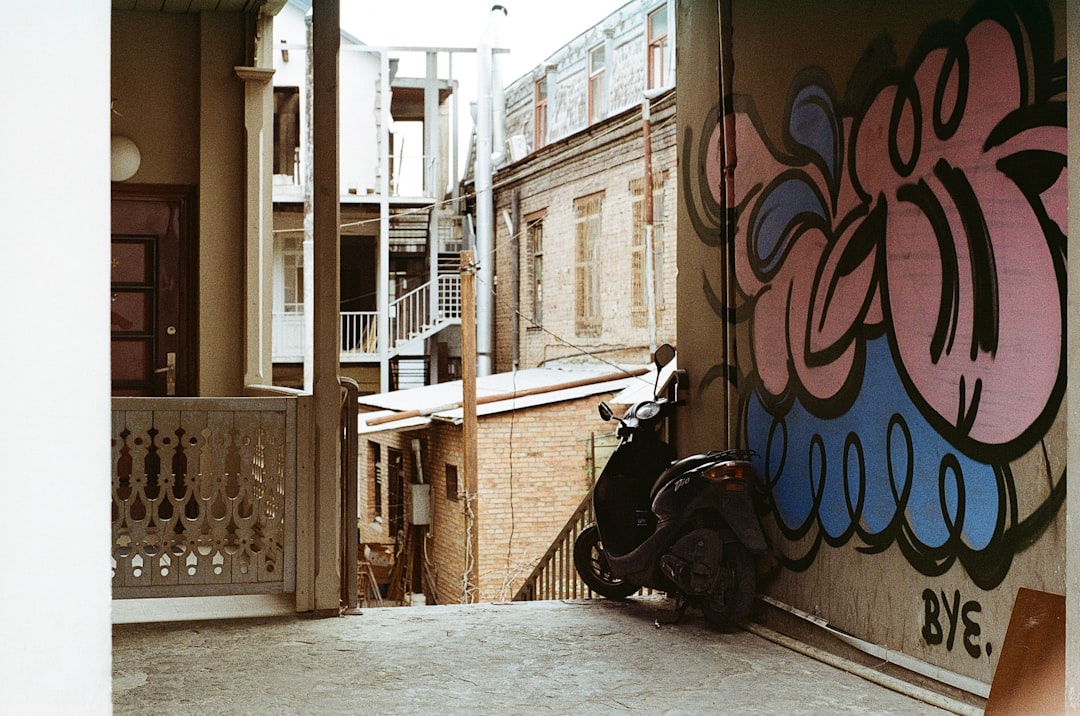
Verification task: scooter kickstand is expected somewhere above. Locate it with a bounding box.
[654,595,690,627]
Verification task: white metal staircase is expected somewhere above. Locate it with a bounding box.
[274,274,461,363]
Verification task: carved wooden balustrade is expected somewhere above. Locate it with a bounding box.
[111,397,298,598]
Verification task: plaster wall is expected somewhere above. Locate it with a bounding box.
[111,11,251,396]
[502,0,662,155]
[273,2,380,196]
[676,0,1066,686]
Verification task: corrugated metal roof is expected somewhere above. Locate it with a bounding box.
[113,0,276,13]
[357,365,654,435]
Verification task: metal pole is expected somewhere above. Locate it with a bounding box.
[474,5,506,377]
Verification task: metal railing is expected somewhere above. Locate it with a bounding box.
[389,273,462,348]
[273,275,461,361]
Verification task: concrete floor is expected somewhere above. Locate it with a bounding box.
[113,597,971,715]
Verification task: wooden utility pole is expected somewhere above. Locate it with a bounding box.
[460,251,480,602]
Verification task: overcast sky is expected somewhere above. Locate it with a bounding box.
[339,0,630,184]
[341,0,630,83]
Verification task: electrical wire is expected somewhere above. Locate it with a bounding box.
[269,104,678,237]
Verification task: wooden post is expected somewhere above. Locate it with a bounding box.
[460,250,480,602]
[311,0,341,616]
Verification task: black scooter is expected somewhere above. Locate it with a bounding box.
[573,344,767,629]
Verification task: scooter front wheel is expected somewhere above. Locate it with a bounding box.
[573,524,640,600]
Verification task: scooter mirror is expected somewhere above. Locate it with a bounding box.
[598,402,614,421]
[654,343,676,369]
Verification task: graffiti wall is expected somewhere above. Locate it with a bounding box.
[676,0,1066,683]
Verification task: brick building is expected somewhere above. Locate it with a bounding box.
[493,89,677,372]
[356,366,646,604]
[487,1,678,372]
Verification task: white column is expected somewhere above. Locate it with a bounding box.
[236,65,276,388]
[3,3,111,712]
[378,48,392,392]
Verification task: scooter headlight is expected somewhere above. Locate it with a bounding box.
[634,401,662,420]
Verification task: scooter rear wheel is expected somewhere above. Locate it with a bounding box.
[573,524,640,600]
[700,542,755,631]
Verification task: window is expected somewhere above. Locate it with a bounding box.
[526,214,545,326]
[282,236,304,313]
[647,6,668,90]
[630,174,666,325]
[273,86,300,178]
[574,193,603,335]
[369,442,383,520]
[445,464,459,501]
[388,448,404,536]
[588,45,606,124]
[534,76,548,150]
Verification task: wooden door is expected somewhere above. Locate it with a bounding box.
[111,184,196,396]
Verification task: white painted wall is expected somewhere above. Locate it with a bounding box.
[273,0,380,200]
[2,4,112,713]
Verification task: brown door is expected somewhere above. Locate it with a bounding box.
[111,184,196,396]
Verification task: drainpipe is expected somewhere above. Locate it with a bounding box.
[491,18,506,168]
[509,192,520,371]
[717,0,736,447]
[426,50,440,384]
[474,4,507,377]
[642,91,661,355]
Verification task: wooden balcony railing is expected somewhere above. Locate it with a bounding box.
[111,395,300,599]
[512,493,595,602]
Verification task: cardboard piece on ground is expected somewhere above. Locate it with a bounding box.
[984,587,1065,715]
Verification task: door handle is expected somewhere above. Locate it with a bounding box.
[154,352,176,396]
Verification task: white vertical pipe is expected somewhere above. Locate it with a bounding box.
[379,49,392,392]
[474,5,506,377]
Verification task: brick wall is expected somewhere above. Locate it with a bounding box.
[471,395,609,601]
[359,390,621,604]
[492,90,678,373]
